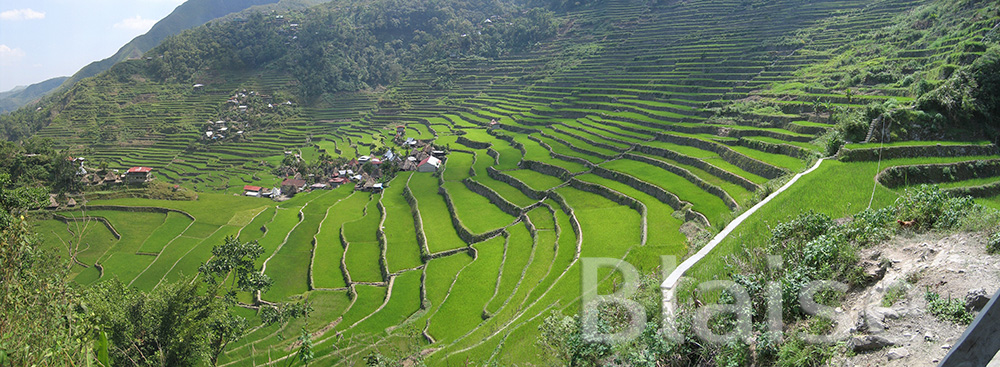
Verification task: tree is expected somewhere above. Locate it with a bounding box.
[0,173,83,366]
[199,236,273,366]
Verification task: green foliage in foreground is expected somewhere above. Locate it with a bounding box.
[538,185,994,367]
[925,291,974,325]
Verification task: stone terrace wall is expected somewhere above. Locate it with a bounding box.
[839,144,998,162]
[623,153,739,210]
[877,159,1000,188]
[634,144,760,192]
[654,133,787,179]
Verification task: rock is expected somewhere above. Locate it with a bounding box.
[924,332,934,342]
[861,308,888,332]
[887,347,910,360]
[848,335,894,353]
[965,288,990,312]
[942,344,952,350]
[861,259,889,284]
[873,307,900,320]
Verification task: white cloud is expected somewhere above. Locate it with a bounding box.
[113,15,157,32]
[0,8,46,21]
[0,44,26,65]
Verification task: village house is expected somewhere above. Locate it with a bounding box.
[125,167,153,184]
[328,177,348,188]
[244,185,263,197]
[281,178,307,194]
[417,156,442,172]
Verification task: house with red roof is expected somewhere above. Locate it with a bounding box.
[244,185,263,197]
[125,167,153,184]
[417,156,442,172]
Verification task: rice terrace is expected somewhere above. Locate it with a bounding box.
[2,0,1000,365]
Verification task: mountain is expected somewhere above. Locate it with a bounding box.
[60,0,286,88]
[0,0,330,115]
[0,77,69,113]
[2,0,1000,365]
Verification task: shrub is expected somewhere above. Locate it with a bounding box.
[893,185,976,230]
[882,282,909,307]
[775,334,836,367]
[925,291,973,324]
[987,231,1000,254]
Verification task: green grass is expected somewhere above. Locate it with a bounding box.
[443,151,475,181]
[382,175,423,272]
[408,173,468,253]
[336,285,388,332]
[688,156,998,280]
[348,269,423,336]
[138,212,192,253]
[575,174,687,270]
[601,158,731,227]
[504,169,565,191]
[264,191,339,300]
[441,181,516,235]
[556,187,641,258]
[313,192,369,289]
[427,235,504,343]
[344,241,383,283]
[484,224,531,315]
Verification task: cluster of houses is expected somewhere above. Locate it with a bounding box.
[70,156,155,186]
[243,133,447,199]
[201,89,295,143]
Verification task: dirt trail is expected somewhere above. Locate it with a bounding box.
[835,231,1000,366]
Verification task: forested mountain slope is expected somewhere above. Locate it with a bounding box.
[3,0,1000,366]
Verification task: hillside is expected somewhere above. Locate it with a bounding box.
[3,0,1000,365]
[0,77,69,113]
[0,0,329,115]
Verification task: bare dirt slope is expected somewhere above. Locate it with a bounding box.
[832,231,1000,366]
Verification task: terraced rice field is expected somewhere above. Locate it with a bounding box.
[30,0,1000,365]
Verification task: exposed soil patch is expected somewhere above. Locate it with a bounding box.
[832,231,1000,366]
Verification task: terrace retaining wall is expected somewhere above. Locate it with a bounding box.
[463,178,523,217]
[945,181,1000,198]
[527,135,596,168]
[53,214,122,240]
[590,166,685,211]
[539,132,614,161]
[838,144,998,162]
[79,205,196,220]
[876,159,1000,188]
[438,186,507,245]
[487,166,546,200]
[375,200,389,282]
[402,185,431,261]
[456,136,492,150]
[623,153,739,210]
[521,160,573,181]
[654,133,787,179]
[733,137,817,159]
[554,125,629,152]
[489,132,529,157]
[634,144,760,192]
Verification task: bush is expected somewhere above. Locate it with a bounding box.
[987,231,1000,254]
[882,282,909,307]
[893,185,977,230]
[925,291,973,324]
[775,334,836,367]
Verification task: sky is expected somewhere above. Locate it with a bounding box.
[0,0,186,92]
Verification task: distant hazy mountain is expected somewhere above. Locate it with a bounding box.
[62,0,287,89]
[0,0,301,114]
[0,77,69,113]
